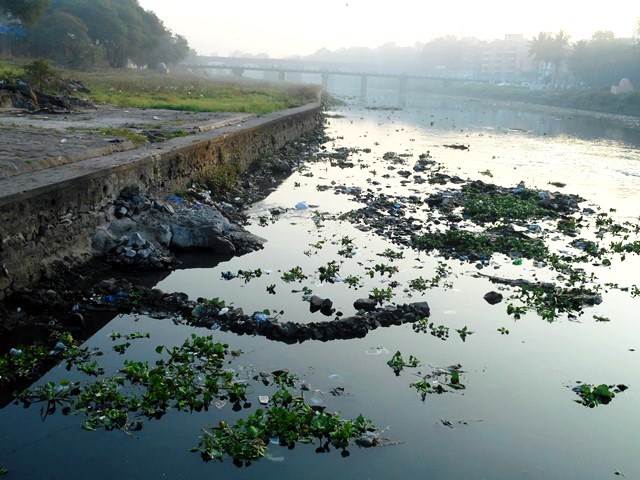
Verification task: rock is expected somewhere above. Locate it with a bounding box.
[272,160,292,173]
[120,185,140,200]
[171,223,236,254]
[354,298,377,312]
[320,298,334,315]
[483,291,503,305]
[127,232,147,248]
[309,295,324,313]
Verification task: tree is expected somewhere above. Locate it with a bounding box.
[76,0,189,67]
[567,34,639,88]
[549,30,571,88]
[29,11,94,67]
[528,32,553,84]
[0,0,50,26]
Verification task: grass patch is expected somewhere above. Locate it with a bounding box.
[97,127,148,145]
[73,70,320,114]
[200,163,241,197]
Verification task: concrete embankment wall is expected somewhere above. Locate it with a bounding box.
[0,101,323,300]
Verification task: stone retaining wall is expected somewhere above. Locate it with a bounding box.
[0,101,323,299]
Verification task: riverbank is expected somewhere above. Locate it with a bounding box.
[424,82,640,120]
[0,98,324,300]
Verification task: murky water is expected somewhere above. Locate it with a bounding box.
[2,95,640,479]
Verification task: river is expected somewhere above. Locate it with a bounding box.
[2,92,640,479]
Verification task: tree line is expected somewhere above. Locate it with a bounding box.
[305,27,640,90]
[0,0,190,69]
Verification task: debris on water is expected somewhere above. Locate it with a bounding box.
[355,436,377,448]
[329,387,348,396]
[9,348,22,357]
[266,453,285,462]
[365,347,389,355]
[258,395,270,405]
[440,419,454,428]
[483,291,503,305]
[215,400,227,409]
[443,144,469,150]
[512,258,523,265]
[309,390,324,405]
[220,271,236,280]
[128,419,143,432]
[295,201,309,210]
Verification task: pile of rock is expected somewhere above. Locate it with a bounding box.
[106,232,174,269]
[93,186,266,268]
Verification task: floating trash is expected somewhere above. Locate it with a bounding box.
[365,347,389,356]
[309,390,324,405]
[258,395,270,405]
[215,400,227,409]
[295,201,309,210]
[266,453,285,462]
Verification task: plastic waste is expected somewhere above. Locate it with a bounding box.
[295,201,309,210]
[9,348,22,357]
[266,453,285,462]
[365,347,389,356]
[513,258,523,265]
[253,312,269,323]
[102,295,116,304]
[166,196,184,203]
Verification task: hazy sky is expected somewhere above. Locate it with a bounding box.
[138,0,639,57]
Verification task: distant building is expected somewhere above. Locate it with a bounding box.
[611,78,634,95]
[477,34,532,82]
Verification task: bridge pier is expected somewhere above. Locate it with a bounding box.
[398,75,408,105]
[360,75,368,101]
[321,72,329,90]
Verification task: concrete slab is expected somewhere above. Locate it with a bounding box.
[0,105,254,180]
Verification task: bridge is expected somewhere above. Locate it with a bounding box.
[185,57,477,103]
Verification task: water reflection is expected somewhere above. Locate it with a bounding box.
[2,98,640,479]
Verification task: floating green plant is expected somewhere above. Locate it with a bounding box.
[386,351,421,376]
[195,380,375,466]
[573,383,628,408]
